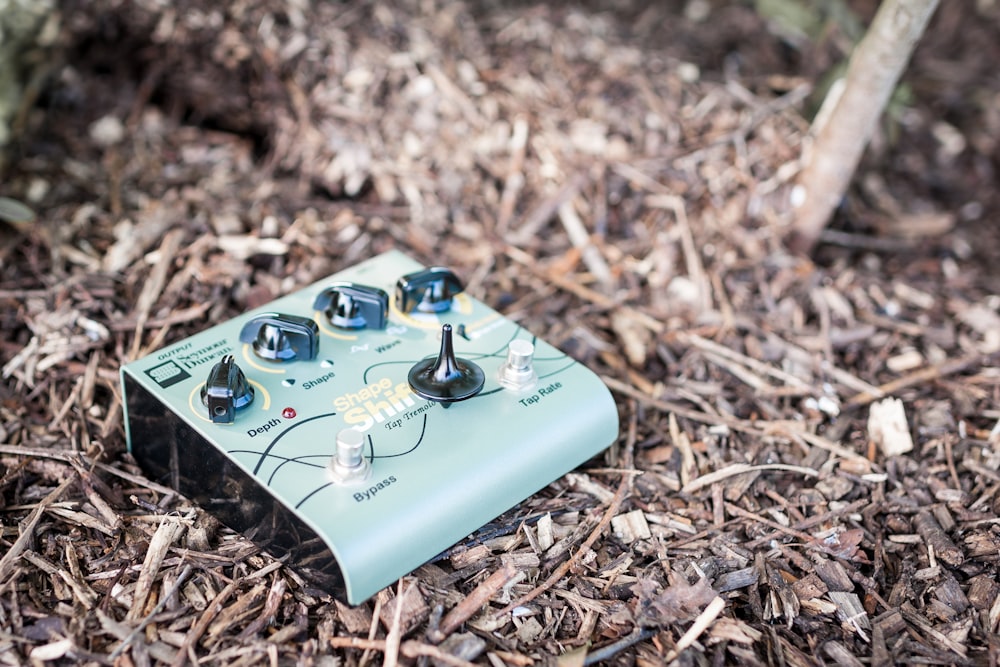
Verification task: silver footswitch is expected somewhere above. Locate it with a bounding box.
[497,339,538,391]
[328,429,373,484]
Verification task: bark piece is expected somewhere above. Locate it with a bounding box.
[913,510,964,567]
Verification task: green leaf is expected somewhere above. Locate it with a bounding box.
[0,196,36,225]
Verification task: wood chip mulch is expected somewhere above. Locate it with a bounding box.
[2,1,1000,665]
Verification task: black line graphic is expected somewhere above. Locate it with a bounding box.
[250,412,339,474]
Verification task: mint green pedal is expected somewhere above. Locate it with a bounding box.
[121,250,619,604]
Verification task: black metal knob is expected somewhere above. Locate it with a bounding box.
[313,282,389,330]
[395,267,463,314]
[239,313,319,362]
[407,324,484,406]
[201,355,254,423]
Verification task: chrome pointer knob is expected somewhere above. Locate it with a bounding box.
[395,267,463,314]
[313,282,389,330]
[201,354,254,423]
[239,313,319,362]
[407,324,485,406]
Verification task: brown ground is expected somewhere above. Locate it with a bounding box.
[3,1,1000,665]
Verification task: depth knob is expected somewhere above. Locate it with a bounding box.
[239,313,319,362]
[313,282,389,330]
[395,267,464,314]
[201,355,254,423]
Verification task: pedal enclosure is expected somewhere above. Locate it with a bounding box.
[121,250,619,604]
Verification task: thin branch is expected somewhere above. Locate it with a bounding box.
[788,0,940,252]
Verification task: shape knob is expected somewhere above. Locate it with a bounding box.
[407,324,485,406]
[313,282,389,330]
[239,313,319,362]
[201,355,254,423]
[395,267,463,314]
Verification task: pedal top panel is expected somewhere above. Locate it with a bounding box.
[121,250,619,604]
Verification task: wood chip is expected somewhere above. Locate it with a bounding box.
[611,509,651,544]
[900,601,968,658]
[663,596,726,662]
[867,397,914,457]
[966,574,1000,610]
[379,582,430,637]
[429,562,519,643]
[914,510,964,567]
[828,592,870,635]
[824,641,865,667]
[812,558,854,593]
[716,567,758,592]
[127,516,186,622]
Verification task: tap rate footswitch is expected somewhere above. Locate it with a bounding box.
[121,250,620,604]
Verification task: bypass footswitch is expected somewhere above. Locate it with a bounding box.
[121,251,620,604]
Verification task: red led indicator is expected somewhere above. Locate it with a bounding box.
[281,407,297,419]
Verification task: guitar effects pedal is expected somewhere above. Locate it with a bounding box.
[121,250,620,604]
